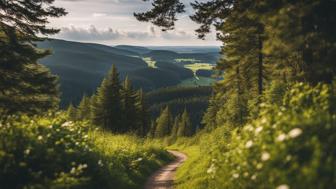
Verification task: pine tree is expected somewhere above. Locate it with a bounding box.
[155,106,173,138]
[136,0,267,127]
[147,120,156,138]
[0,0,66,115]
[177,108,193,137]
[89,94,98,121]
[67,103,77,121]
[77,95,91,120]
[121,76,138,133]
[171,115,180,138]
[259,0,336,83]
[92,65,123,132]
[135,89,150,136]
[134,0,185,31]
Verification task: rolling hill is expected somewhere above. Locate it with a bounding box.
[37,39,219,107]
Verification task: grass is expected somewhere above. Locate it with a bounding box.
[178,77,216,87]
[142,57,157,68]
[167,138,210,189]
[90,131,173,189]
[184,63,214,73]
[175,58,201,63]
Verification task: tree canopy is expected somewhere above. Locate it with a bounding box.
[0,0,66,115]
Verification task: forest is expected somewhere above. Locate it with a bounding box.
[0,0,336,189]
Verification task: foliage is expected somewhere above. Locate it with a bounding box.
[77,95,91,121]
[172,82,336,189]
[177,109,193,137]
[70,66,150,135]
[147,86,211,130]
[91,65,123,132]
[0,114,171,189]
[137,0,336,130]
[0,0,67,115]
[154,106,173,138]
[134,0,185,31]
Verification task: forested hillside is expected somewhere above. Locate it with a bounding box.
[37,39,218,107]
[146,86,212,130]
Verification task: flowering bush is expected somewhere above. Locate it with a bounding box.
[0,113,171,189]
[175,83,336,189]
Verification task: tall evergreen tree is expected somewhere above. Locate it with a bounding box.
[121,76,138,133]
[92,65,123,132]
[259,0,336,83]
[147,120,156,138]
[135,89,150,136]
[155,106,173,138]
[77,95,91,120]
[0,0,66,115]
[137,0,336,130]
[89,94,98,122]
[66,103,77,121]
[171,114,180,138]
[177,108,192,137]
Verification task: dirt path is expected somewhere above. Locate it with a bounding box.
[144,150,187,189]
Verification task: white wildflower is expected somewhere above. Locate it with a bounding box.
[62,121,73,127]
[245,140,253,148]
[78,164,88,170]
[245,124,254,131]
[251,174,257,180]
[70,167,76,174]
[286,155,292,161]
[261,117,267,124]
[276,134,287,142]
[256,163,263,170]
[37,136,43,141]
[232,173,239,179]
[255,127,263,134]
[24,149,31,155]
[98,160,104,167]
[136,158,143,162]
[288,128,302,138]
[261,152,271,161]
[243,172,249,177]
[207,163,216,174]
[276,184,290,189]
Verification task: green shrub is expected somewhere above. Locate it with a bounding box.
[0,113,171,189]
[174,82,336,189]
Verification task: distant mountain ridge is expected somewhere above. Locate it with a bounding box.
[37,39,220,107]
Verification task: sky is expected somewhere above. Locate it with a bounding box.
[48,0,221,46]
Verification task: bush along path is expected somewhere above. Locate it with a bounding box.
[145,151,187,189]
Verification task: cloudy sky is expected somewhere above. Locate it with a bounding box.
[48,0,221,46]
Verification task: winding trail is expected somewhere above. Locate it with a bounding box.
[145,150,187,189]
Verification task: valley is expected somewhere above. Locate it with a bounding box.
[37,39,220,107]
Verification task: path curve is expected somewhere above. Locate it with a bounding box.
[145,150,187,189]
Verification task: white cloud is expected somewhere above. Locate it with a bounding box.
[92,13,108,18]
[56,25,195,42]
[50,0,221,45]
